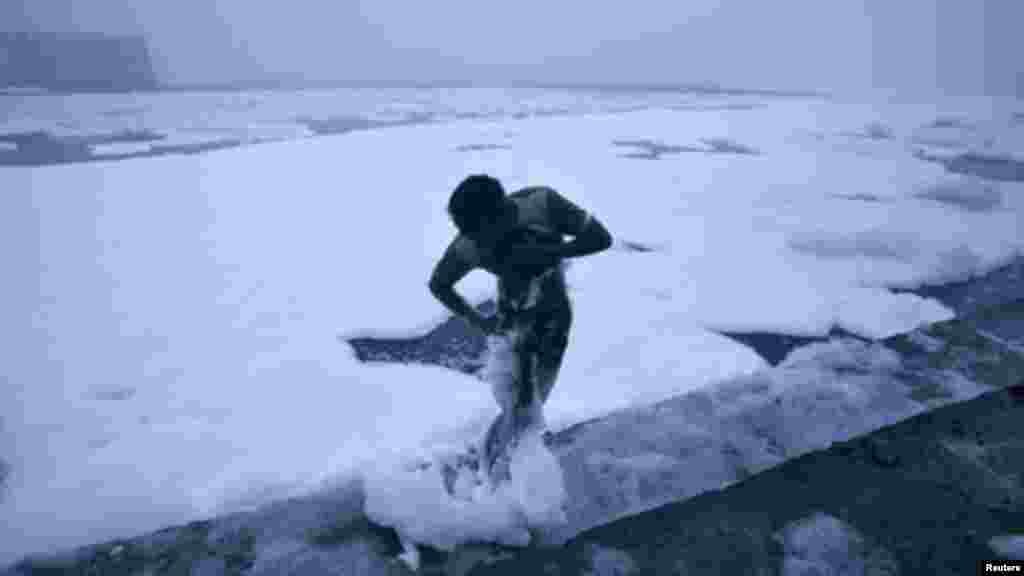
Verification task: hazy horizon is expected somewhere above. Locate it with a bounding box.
[2,1,1022,98]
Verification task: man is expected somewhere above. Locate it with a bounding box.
[429,174,613,483]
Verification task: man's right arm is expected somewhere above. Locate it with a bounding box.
[428,239,489,330]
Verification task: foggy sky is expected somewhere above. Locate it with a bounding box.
[3,0,1021,97]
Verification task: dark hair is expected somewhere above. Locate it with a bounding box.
[447,174,506,235]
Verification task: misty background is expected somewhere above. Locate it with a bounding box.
[2,0,1021,97]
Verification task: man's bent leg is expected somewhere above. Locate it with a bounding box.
[479,321,527,484]
[511,303,571,434]
[480,410,514,483]
[480,299,571,483]
[533,304,572,407]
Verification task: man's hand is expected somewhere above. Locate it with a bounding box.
[472,314,500,335]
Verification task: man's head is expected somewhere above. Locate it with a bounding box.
[448,174,516,245]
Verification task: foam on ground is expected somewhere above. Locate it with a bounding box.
[363,431,567,563]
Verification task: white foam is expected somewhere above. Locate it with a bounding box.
[1,90,1022,564]
[363,431,566,553]
[779,512,887,576]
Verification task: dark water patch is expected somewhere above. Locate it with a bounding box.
[101,106,149,119]
[789,233,915,262]
[93,387,137,401]
[532,108,572,118]
[863,122,894,140]
[612,139,697,160]
[86,129,164,146]
[0,129,225,166]
[831,193,888,204]
[0,457,8,498]
[295,115,378,136]
[619,151,662,160]
[403,111,435,124]
[943,153,1024,183]
[343,300,495,375]
[0,128,164,149]
[701,137,759,155]
[455,143,512,153]
[297,113,434,137]
[535,81,824,99]
[717,326,870,366]
[0,130,91,165]
[892,256,1024,319]
[914,181,1003,212]
[916,149,1024,183]
[930,116,970,129]
[88,438,114,450]
[841,122,893,141]
[668,103,759,112]
[909,117,980,153]
[149,140,241,156]
[612,138,759,160]
[910,137,966,151]
[718,332,824,366]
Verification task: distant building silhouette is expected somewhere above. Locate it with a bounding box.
[0,31,157,92]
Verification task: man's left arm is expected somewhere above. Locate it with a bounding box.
[544,189,613,258]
